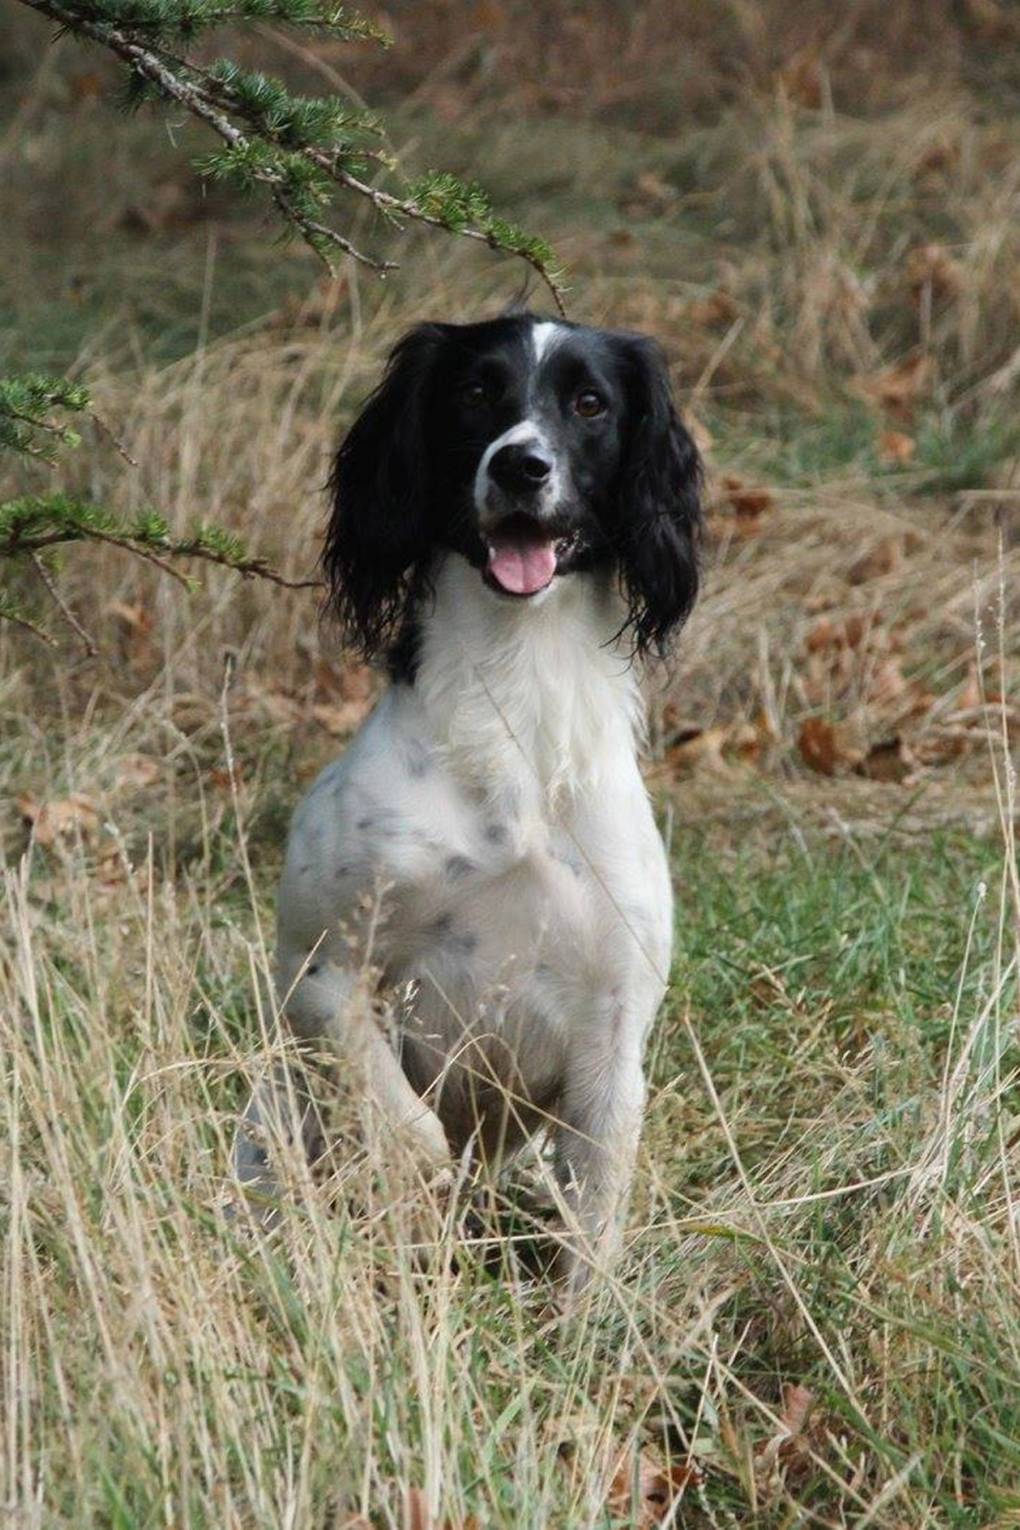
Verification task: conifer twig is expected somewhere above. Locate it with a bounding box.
[30,551,97,655]
[0,600,56,647]
[16,0,567,309]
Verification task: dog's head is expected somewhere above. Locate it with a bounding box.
[324,313,702,663]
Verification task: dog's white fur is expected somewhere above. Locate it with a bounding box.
[234,314,698,1289]
[238,554,671,1286]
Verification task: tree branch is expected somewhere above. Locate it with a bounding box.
[15,0,567,308]
[30,551,97,655]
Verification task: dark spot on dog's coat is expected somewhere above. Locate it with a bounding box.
[404,738,431,778]
[484,822,507,845]
[446,854,475,879]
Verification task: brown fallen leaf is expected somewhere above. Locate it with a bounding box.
[797,718,868,776]
[913,139,960,182]
[400,1485,479,1530]
[854,354,931,424]
[848,535,903,583]
[806,611,885,650]
[805,616,840,654]
[664,718,769,775]
[756,1382,816,1476]
[855,735,915,783]
[843,611,884,649]
[877,431,916,468]
[777,46,824,108]
[777,1382,815,1441]
[721,475,775,520]
[207,763,248,792]
[688,289,739,328]
[94,842,129,892]
[19,792,101,847]
[798,719,838,776]
[914,732,968,766]
[405,1487,430,1530]
[607,1447,702,1527]
[666,725,732,774]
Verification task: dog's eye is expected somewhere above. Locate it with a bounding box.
[574,389,606,418]
[460,381,488,408]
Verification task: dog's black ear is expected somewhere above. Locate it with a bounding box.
[323,324,445,657]
[613,336,702,658]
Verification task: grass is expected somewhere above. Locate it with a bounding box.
[3,0,1020,1524]
[4,784,1019,1525]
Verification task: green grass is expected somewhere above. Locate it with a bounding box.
[4,782,1018,1525]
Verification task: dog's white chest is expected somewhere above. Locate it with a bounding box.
[274,556,674,1154]
[277,682,670,1097]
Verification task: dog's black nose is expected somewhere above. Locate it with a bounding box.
[489,443,553,494]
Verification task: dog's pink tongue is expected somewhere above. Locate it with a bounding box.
[486,528,557,595]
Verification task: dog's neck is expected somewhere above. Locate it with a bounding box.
[411,552,644,808]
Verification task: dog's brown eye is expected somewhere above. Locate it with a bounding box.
[461,381,487,408]
[574,389,605,418]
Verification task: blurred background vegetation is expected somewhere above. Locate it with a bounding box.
[3,0,1019,756]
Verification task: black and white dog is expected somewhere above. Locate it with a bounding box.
[238,312,702,1289]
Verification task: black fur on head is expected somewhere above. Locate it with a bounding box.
[322,313,702,665]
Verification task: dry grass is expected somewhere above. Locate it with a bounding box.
[3,3,1020,1523]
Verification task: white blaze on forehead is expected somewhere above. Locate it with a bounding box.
[531,320,564,365]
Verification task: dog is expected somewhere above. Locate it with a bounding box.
[235,312,702,1290]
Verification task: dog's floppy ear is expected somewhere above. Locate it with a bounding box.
[323,324,445,657]
[613,336,703,658]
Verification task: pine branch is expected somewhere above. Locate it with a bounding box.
[0,589,56,646]
[1,496,322,590]
[1,381,319,647]
[3,0,568,644]
[15,0,567,307]
[0,374,91,458]
[30,550,97,654]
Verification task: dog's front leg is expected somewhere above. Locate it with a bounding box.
[552,1011,647,1295]
[234,959,450,1202]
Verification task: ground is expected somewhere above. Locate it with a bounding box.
[2,3,1020,1525]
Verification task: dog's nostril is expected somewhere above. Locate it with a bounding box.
[521,452,552,482]
[489,443,553,493]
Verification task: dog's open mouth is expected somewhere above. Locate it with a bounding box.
[484,514,581,598]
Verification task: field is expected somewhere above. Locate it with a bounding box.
[3,2,1020,1524]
